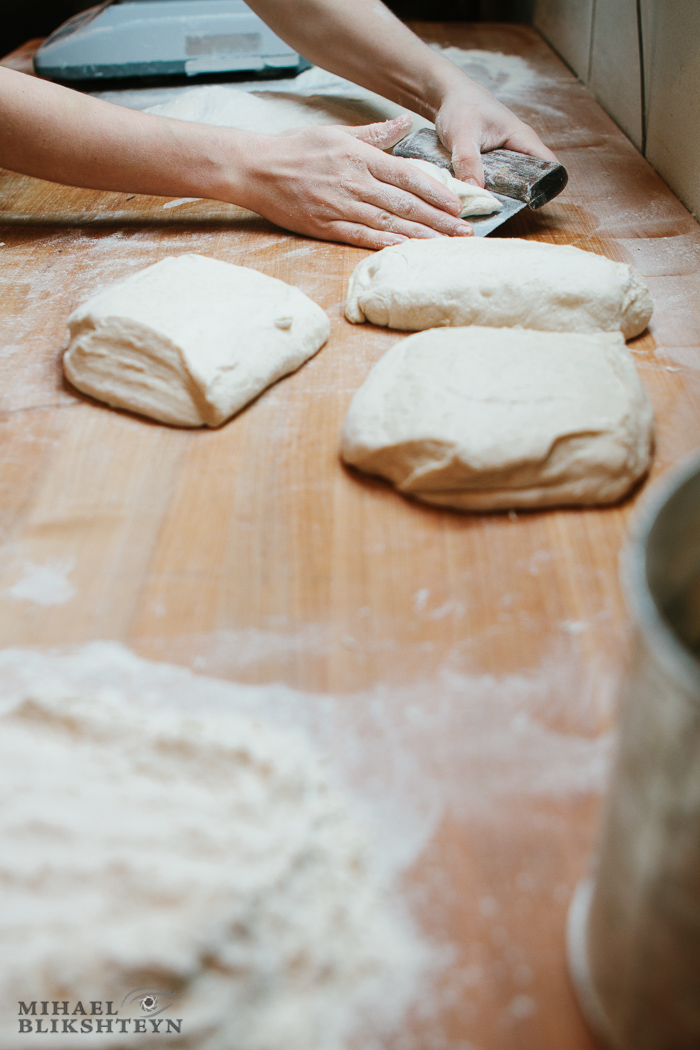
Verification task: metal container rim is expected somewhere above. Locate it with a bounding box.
[622,450,700,698]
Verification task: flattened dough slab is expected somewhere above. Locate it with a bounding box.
[345,238,652,338]
[341,327,655,512]
[63,254,330,427]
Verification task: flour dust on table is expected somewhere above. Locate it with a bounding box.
[341,327,654,511]
[63,254,330,427]
[0,648,430,1050]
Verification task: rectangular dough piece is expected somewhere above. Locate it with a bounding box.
[341,326,655,511]
[344,237,652,339]
[64,254,330,427]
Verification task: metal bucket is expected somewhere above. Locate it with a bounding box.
[568,453,700,1050]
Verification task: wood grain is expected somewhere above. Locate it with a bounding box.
[1,24,699,1049]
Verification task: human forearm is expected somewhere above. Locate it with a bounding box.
[0,67,473,248]
[0,66,245,200]
[244,0,556,184]
[245,0,459,119]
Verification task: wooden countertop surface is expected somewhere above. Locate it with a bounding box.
[2,23,700,1050]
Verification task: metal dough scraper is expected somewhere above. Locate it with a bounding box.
[393,128,568,236]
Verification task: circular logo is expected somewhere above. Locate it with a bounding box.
[140,995,158,1014]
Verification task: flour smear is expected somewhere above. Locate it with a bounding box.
[0,644,435,1050]
[6,560,76,606]
[0,631,613,1049]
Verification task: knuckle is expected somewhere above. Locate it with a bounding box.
[338,173,362,196]
[349,226,381,249]
[345,151,370,174]
[374,209,396,231]
[453,156,477,175]
[390,188,423,219]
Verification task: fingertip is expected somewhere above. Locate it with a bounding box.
[365,231,409,250]
[354,113,414,149]
[380,113,412,129]
[505,127,559,164]
[442,193,462,217]
[368,234,409,250]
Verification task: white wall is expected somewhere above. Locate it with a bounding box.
[531,0,595,82]
[533,0,700,221]
[645,2,700,222]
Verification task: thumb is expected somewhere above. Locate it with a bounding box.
[345,113,413,150]
[451,142,485,187]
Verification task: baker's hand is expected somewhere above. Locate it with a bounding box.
[435,78,558,186]
[235,114,474,249]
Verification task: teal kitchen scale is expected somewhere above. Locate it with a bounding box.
[34,0,305,81]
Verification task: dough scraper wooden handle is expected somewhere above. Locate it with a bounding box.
[393,129,568,233]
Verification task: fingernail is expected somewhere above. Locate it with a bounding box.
[464,178,480,187]
[455,224,473,236]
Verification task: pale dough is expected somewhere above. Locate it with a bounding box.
[341,327,654,511]
[63,254,330,427]
[403,158,502,217]
[148,82,430,135]
[345,237,653,338]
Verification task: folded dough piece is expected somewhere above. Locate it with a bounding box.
[403,158,502,217]
[345,237,653,338]
[64,254,330,427]
[341,327,654,511]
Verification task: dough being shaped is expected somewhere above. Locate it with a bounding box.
[345,237,653,338]
[148,82,431,135]
[63,254,330,427]
[403,158,502,217]
[341,327,654,511]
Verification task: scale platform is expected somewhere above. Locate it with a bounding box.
[34,0,305,83]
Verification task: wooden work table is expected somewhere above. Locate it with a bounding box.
[2,23,700,1050]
